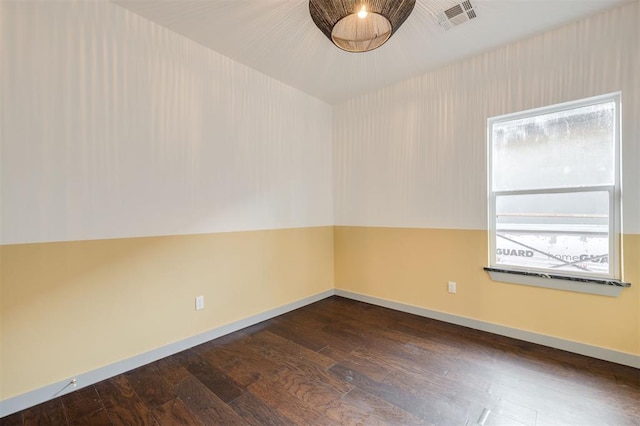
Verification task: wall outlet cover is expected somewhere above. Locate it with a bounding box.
[195,296,205,310]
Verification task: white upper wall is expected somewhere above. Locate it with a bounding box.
[334,1,639,233]
[2,1,638,243]
[0,1,334,245]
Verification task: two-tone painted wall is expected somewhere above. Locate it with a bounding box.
[0,0,334,403]
[2,0,639,414]
[334,1,640,357]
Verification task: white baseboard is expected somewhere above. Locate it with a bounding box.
[335,289,640,369]
[0,289,335,418]
[3,288,638,418]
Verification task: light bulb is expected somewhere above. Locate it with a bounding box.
[357,5,368,19]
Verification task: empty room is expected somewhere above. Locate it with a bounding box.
[1,0,638,424]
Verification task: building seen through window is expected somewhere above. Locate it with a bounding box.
[488,94,620,279]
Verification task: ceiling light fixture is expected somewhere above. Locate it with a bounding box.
[309,0,416,53]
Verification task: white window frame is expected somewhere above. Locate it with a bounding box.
[486,93,626,296]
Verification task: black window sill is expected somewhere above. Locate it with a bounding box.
[484,267,630,297]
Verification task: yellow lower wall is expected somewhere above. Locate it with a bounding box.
[0,226,334,400]
[2,225,638,402]
[334,226,639,356]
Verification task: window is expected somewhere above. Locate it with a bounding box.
[486,93,627,294]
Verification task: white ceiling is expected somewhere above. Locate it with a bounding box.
[113,0,630,104]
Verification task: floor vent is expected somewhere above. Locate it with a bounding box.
[435,0,477,31]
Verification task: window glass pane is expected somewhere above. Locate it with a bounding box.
[495,191,609,276]
[492,102,615,191]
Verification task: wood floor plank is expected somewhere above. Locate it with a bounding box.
[95,375,157,426]
[589,358,640,390]
[125,364,177,408]
[536,408,639,426]
[386,320,477,352]
[274,367,349,406]
[61,386,103,423]
[268,322,328,352]
[317,342,396,383]
[218,356,281,389]
[22,399,67,426]
[437,366,539,426]
[480,409,529,426]
[333,386,425,425]
[68,408,112,426]
[185,357,244,403]
[275,305,336,329]
[318,321,368,353]
[389,360,539,426]
[150,397,202,425]
[0,412,23,426]
[449,358,637,426]
[153,351,194,387]
[228,390,296,426]
[370,321,461,357]
[271,313,333,348]
[382,368,492,425]
[305,297,373,321]
[353,339,452,379]
[247,376,334,426]
[173,377,246,425]
[328,362,428,421]
[251,330,336,370]
[248,333,353,396]
[197,334,282,388]
[196,335,251,369]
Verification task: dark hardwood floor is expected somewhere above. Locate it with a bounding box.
[2,296,639,425]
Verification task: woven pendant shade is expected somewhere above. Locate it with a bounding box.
[309,0,416,52]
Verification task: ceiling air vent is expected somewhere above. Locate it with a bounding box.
[435,0,477,31]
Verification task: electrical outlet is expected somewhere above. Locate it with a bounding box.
[447,281,457,294]
[195,295,205,310]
